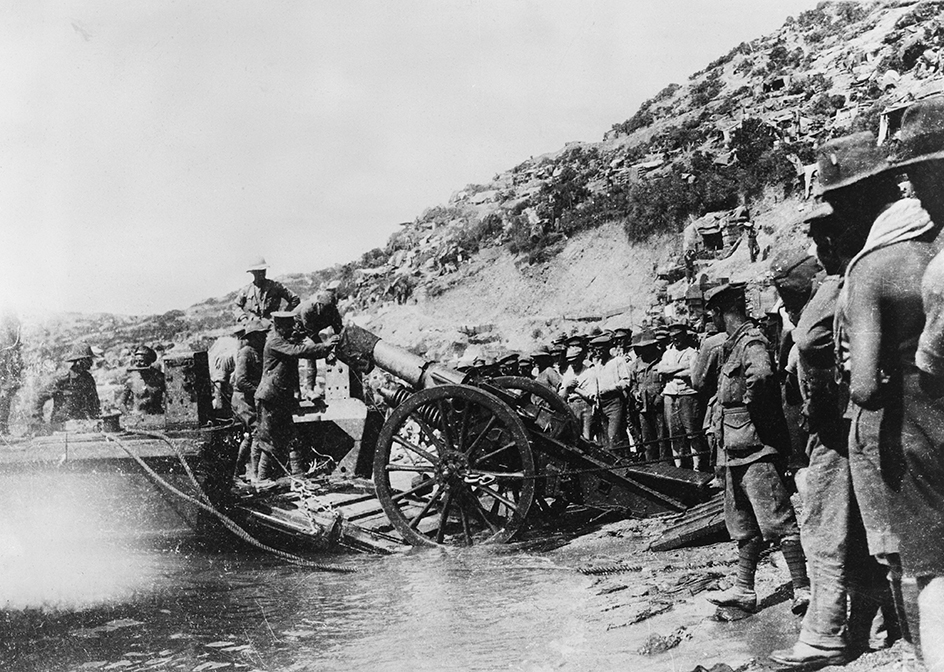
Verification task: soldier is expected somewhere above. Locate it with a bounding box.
[33,344,101,426]
[630,331,668,462]
[589,334,630,451]
[516,355,534,379]
[233,256,301,323]
[208,325,244,417]
[0,311,23,434]
[771,205,900,668]
[821,130,935,656]
[532,348,562,392]
[558,346,595,440]
[744,221,760,263]
[866,97,944,667]
[296,280,345,409]
[254,311,337,481]
[658,323,705,470]
[118,345,165,415]
[703,283,810,617]
[691,316,729,480]
[497,353,520,376]
[232,320,268,481]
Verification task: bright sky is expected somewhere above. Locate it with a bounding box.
[0,0,822,316]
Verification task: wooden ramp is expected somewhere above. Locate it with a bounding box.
[233,477,411,555]
[648,492,727,552]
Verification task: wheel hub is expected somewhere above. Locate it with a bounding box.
[438,450,469,482]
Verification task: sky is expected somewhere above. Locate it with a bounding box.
[0,0,823,316]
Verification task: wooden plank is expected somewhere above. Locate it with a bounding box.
[648,493,728,552]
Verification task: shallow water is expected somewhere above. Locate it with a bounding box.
[1,537,610,672]
[0,470,805,672]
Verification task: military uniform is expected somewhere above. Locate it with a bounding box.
[34,368,100,423]
[707,291,809,617]
[233,278,300,323]
[232,339,264,479]
[559,361,595,440]
[594,354,630,450]
[630,355,667,461]
[254,327,332,479]
[119,368,165,414]
[296,290,344,396]
[717,320,796,540]
[208,335,241,414]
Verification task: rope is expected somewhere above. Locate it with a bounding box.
[102,430,356,573]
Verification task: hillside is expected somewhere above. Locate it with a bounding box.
[23,0,944,366]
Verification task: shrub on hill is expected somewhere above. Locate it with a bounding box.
[610,83,680,136]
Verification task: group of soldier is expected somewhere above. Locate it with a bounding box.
[17,90,944,671]
[454,96,944,670]
[470,324,712,473]
[28,256,346,489]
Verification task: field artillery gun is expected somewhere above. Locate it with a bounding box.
[336,325,712,548]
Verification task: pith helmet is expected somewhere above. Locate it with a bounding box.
[892,95,944,169]
[65,343,95,361]
[247,256,269,272]
[270,310,296,322]
[815,132,891,195]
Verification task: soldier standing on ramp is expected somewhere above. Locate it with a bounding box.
[296,280,345,411]
[254,311,336,481]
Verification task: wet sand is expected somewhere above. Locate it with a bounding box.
[554,516,922,672]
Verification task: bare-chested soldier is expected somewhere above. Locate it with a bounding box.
[834,125,943,664]
[886,96,944,671]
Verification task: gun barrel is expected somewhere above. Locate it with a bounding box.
[337,324,466,389]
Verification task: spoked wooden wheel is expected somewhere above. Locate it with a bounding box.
[487,376,579,515]
[487,376,579,443]
[373,384,535,547]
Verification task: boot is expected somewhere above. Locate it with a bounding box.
[769,641,848,670]
[707,586,757,611]
[234,433,252,480]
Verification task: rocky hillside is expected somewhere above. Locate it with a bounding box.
[27,0,944,364]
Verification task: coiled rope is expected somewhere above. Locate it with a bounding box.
[102,429,356,573]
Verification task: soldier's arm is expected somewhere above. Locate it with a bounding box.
[846,266,884,409]
[330,305,343,334]
[234,350,258,398]
[918,251,944,378]
[269,336,332,360]
[656,352,685,376]
[85,375,100,418]
[281,283,301,311]
[233,287,251,322]
[32,375,60,420]
[741,340,774,407]
[118,380,132,410]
